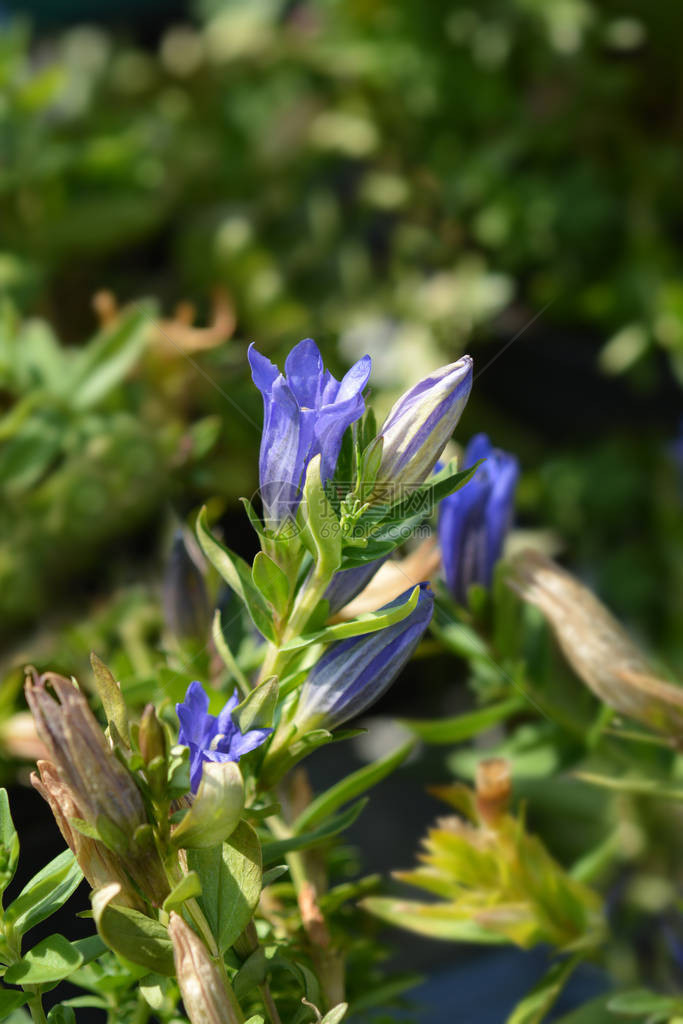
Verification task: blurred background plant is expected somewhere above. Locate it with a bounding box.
[1,0,683,1020]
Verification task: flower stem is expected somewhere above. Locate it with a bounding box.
[26,990,47,1024]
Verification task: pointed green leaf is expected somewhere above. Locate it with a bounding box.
[188,820,262,954]
[197,508,275,641]
[505,956,583,1024]
[234,677,278,732]
[70,305,150,409]
[211,609,252,698]
[91,884,174,976]
[321,1004,349,1024]
[0,788,20,895]
[297,455,342,576]
[4,933,84,985]
[281,585,421,651]
[360,898,507,943]
[89,653,129,746]
[293,741,414,834]
[401,696,523,745]
[252,552,290,617]
[162,872,202,914]
[574,772,683,800]
[262,799,368,865]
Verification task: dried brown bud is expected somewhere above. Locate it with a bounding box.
[25,669,168,906]
[475,758,511,827]
[508,550,683,739]
[168,912,241,1024]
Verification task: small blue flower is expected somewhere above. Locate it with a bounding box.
[438,434,519,604]
[249,339,371,529]
[177,682,272,792]
[293,583,434,731]
[374,356,473,499]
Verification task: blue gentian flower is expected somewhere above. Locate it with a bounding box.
[177,681,272,792]
[438,434,519,604]
[374,356,473,500]
[249,339,371,529]
[293,583,434,731]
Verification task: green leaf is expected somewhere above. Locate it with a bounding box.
[6,851,83,939]
[574,772,683,800]
[360,898,507,943]
[162,872,202,914]
[401,696,523,745]
[91,884,174,976]
[4,934,84,985]
[293,741,414,834]
[234,677,278,732]
[297,455,342,577]
[89,653,129,746]
[281,585,421,651]
[197,508,275,641]
[387,460,478,521]
[171,762,244,850]
[69,305,150,409]
[46,1008,76,1024]
[261,866,288,887]
[211,609,252,697]
[506,956,583,1024]
[252,552,290,617]
[0,788,20,895]
[262,799,368,865]
[233,948,268,1000]
[551,996,614,1023]
[0,990,28,1016]
[607,990,683,1017]
[188,821,262,954]
[321,1004,348,1024]
[244,1016,266,1024]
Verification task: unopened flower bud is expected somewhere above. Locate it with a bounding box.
[26,670,168,907]
[475,758,511,827]
[171,761,244,850]
[139,704,168,767]
[374,356,473,500]
[293,583,434,732]
[169,912,241,1024]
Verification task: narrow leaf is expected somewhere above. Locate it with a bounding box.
[402,696,523,745]
[281,586,421,651]
[197,508,275,641]
[294,742,414,834]
[234,677,278,733]
[262,799,368,865]
[505,956,583,1024]
[89,653,129,746]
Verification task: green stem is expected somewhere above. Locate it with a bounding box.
[131,992,151,1024]
[259,566,335,683]
[26,990,47,1024]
